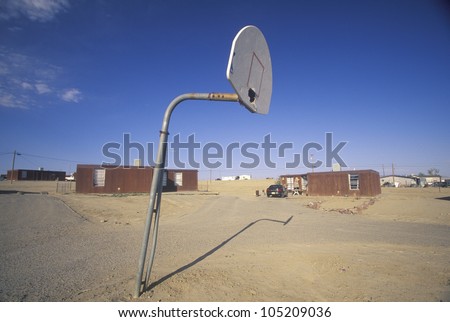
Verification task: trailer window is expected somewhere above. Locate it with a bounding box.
[93,169,106,187]
[286,177,294,190]
[162,171,167,186]
[349,174,359,190]
[175,172,183,186]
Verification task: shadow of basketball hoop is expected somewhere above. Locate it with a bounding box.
[147,216,292,292]
[435,196,450,201]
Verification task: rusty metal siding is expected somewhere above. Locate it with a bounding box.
[307,170,380,197]
[104,167,153,193]
[75,164,198,194]
[76,165,153,193]
[308,172,348,196]
[75,165,95,193]
[361,170,382,196]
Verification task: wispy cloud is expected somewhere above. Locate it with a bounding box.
[35,83,52,94]
[60,88,82,103]
[0,93,28,109]
[21,82,33,90]
[0,47,82,109]
[0,0,70,22]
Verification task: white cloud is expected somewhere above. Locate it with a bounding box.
[0,0,70,22]
[0,93,27,109]
[21,81,53,95]
[60,88,82,103]
[0,48,61,81]
[21,82,34,90]
[35,82,52,94]
[0,47,81,109]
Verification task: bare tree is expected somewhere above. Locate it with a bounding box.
[427,168,440,176]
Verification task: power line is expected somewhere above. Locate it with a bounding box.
[0,151,86,164]
[17,154,41,168]
[19,153,85,164]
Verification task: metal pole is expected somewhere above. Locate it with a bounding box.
[134,92,239,298]
[10,150,16,184]
[392,163,395,186]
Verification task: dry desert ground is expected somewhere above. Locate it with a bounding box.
[1,179,449,302]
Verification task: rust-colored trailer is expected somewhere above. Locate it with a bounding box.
[75,164,198,194]
[280,170,381,197]
[307,170,380,197]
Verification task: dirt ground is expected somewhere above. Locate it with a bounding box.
[1,179,450,301]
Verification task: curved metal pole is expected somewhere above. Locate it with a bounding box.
[143,171,163,287]
[134,92,239,298]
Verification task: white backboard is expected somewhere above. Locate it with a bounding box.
[226,26,272,114]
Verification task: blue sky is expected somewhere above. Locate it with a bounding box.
[1,0,449,179]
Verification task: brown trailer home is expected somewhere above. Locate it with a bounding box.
[307,170,381,197]
[75,164,198,194]
[280,170,381,197]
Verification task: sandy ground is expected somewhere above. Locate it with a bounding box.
[1,179,450,302]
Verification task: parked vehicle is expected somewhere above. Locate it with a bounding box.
[266,184,287,198]
[65,174,75,181]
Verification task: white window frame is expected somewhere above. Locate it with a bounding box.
[286,177,294,190]
[93,168,106,187]
[349,174,360,190]
[175,172,183,186]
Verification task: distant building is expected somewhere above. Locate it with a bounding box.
[7,169,66,181]
[221,175,251,181]
[75,164,198,193]
[380,175,418,187]
[420,175,442,185]
[280,170,381,197]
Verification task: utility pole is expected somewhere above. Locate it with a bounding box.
[392,163,395,187]
[382,164,385,177]
[10,150,17,184]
